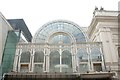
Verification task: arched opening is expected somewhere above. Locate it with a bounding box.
[91,48,102,72]
[20,51,30,72]
[49,50,60,72]
[62,50,72,72]
[77,49,88,73]
[34,51,44,72]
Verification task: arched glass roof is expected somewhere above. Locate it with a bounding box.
[33,20,87,43]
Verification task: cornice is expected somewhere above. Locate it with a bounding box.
[87,16,118,38]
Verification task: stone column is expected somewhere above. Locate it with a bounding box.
[59,48,62,72]
[46,48,50,72]
[31,49,35,72]
[18,49,22,72]
[71,45,76,72]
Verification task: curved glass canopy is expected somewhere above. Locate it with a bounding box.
[33,20,87,43]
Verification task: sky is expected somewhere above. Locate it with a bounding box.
[0,0,119,36]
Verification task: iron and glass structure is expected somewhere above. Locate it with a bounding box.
[13,20,105,73]
[1,9,119,79]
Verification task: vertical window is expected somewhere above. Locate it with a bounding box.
[62,50,72,72]
[50,51,60,72]
[34,51,44,72]
[20,51,30,72]
[91,48,102,72]
[77,49,88,73]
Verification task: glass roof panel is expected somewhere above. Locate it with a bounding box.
[33,20,87,43]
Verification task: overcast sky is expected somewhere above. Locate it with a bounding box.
[0,0,119,36]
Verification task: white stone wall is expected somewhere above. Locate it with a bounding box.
[88,10,119,71]
[0,12,13,65]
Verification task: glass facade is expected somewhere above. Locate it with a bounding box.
[2,31,18,74]
[50,51,60,72]
[13,20,104,73]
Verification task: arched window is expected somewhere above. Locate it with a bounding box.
[77,49,88,73]
[20,51,30,72]
[20,51,30,63]
[62,50,72,72]
[50,51,60,72]
[91,48,102,72]
[34,51,44,63]
[34,51,44,72]
[91,48,102,61]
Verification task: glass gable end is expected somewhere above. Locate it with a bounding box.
[33,20,87,43]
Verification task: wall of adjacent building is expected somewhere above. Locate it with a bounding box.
[87,10,119,72]
[0,13,20,80]
[0,12,13,80]
[0,12,13,65]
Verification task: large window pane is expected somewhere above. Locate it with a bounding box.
[49,51,60,72]
[62,50,72,72]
